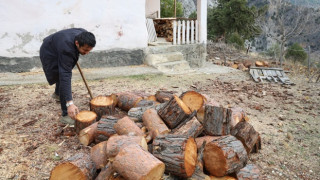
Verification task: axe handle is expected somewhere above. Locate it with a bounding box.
[76,62,93,99]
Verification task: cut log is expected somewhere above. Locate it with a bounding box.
[251,135,262,153]
[180,91,207,112]
[243,60,252,68]
[172,116,203,138]
[155,90,177,103]
[236,164,261,180]
[187,139,210,180]
[195,136,220,150]
[210,176,237,180]
[231,121,260,154]
[113,144,165,180]
[75,110,97,134]
[152,135,197,178]
[78,122,98,146]
[95,116,119,143]
[158,95,192,129]
[255,61,264,67]
[197,99,219,124]
[142,108,170,140]
[203,135,248,177]
[90,95,115,121]
[113,116,144,136]
[128,103,165,122]
[110,93,119,108]
[230,107,246,129]
[50,153,96,180]
[203,105,231,136]
[106,135,148,159]
[134,99,157,108]
[90,141,108,169]
[117,92,143,111]
[95,162,126,180]
[147,95,157,102]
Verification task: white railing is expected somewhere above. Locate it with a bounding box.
[173,20,198,45]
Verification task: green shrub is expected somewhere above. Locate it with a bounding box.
[161,0,184,18]
[285,43,307,64]
[266,43,281,58]
[226,32,244,49]
[189,11,197,19]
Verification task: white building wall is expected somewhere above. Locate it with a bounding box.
[145,0,160,18]
[0,0,148,57]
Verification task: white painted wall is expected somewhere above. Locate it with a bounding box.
[0,0,148,57]
[145,0,160,18]
[197,0,207,44]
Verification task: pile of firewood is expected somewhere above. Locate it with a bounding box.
[153,19,174,42]
[50,90,262,180]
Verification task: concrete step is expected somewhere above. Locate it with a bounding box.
[155,60,191,73]
[144,52,184,66]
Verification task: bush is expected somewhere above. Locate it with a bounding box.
[226,33,244,49]
[285,43,307,64]
[161,0,184,18]
[266,43,281,58]
[189,11,197,19]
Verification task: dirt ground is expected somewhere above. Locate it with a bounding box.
[0,66,319,180]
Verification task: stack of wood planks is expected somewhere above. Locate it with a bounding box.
[50,90,262,180]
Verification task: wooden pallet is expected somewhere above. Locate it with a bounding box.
[249,67,294,85]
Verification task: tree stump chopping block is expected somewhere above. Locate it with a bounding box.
[90,96,115,121]
[75,111,97,134]
[203,135,248,177]
[106,135,148,159]
[113,116,144,136]
[152,134,197,178]
[236,164,261,180]
[113,144,165,180]
[173,116,203,138]
[50,153,96,180]
[117,92,143,111]
[180,91,207,112]
[231,121,260,154]
[79,122,98,146]
[142,108,170,139]
[203,105,232,136]
[90,141,108,169]
[95,116,119,143]
[158,95,192,129]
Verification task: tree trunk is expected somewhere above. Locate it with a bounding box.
[90,141,108,169]
[172,116,203,138]
[152,134,197,178]
[158,95,192,129]
[203,135,248,177]
[78,122,98,146]
[106,135,148,159]
[117,92,143,111]
[95,116,119,143]
[279,41,285,67]
[113,116,144,136]
[75,110,97,134]
[155,90,177,103]
[231,121,260,154]
[142,108,170,140]
[236,164,261,180]
[203,105,232,136]
[113,144,165,180]
[50,153,96,180]
[180,91,207,112]
[90,95,115,121]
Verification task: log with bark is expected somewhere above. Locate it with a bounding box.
[128,103,165,122]
[90,95,115,121]
[95,162,125,180]
[152,134,197,178]
[236,164,261,180]
[142,108,170,140]
[75,110,97,134]
[231,121,260,154]
[187,140,210,180]
[180,91,207,112]
[203,135,248,177]
[50,153,96,180]
[195,136,220,150]
[251,135,262,153]
[158,95,192,129]
[113,116,144,136]
[78,122,98,146]
[230,107,247,129]
[134,99,157,108]
[113,144,165,180]
[203,105,232,136]
[106,135,148,159]
[210,176,237,180]
[197,99,220,124]
[90,141,108,169]
[116,92,143,111]
[172,116,203,138]
[95,116,119,143]
[155,90,177,103]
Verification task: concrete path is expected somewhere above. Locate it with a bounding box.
[0,62,237,86]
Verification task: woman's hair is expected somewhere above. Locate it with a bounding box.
[75,31,96,47]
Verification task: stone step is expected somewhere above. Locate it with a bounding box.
[144,52,184,66]
[155,60,191,73]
